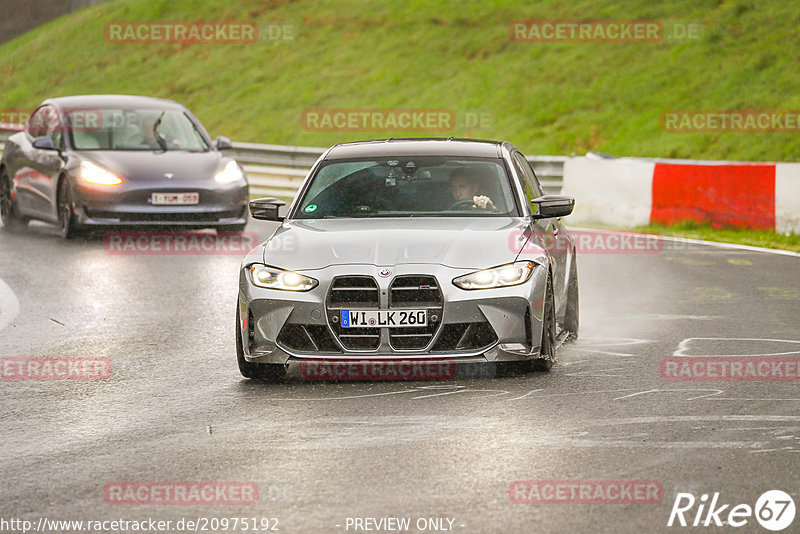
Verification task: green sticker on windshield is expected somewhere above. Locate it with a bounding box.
[304,204,317,213]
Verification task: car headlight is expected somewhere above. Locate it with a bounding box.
[80,161,122,185]
[453,261,535,290]
[249,264,318,291]
[215,160,244,184]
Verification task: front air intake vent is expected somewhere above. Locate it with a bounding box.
[327,276,381,350]
[388,275,443,350]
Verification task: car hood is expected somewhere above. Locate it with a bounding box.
[260,217,533,271]
[75,150,225,182]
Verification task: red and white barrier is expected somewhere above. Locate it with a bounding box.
[776,164,800,235]
[561,158,654,227]
[563,157,800,234]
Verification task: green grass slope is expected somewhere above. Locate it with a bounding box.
[1,0,799,160]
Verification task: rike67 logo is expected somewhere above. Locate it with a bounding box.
[668,490,795,531]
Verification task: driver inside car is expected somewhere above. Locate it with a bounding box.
[448,167,496,211]
[127,114,182,149]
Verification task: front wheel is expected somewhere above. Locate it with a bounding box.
[564,256,579,342]
[0,170,24,231]
[511,273,557,375]
[533,273,557,371]
[236,307,285,382]
[57,178,81,239]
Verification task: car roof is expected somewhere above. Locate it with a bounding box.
[324,138,512,160]
[41,94,186,111]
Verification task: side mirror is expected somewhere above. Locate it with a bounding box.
[249,197,286,222]
[215,136,233,150]
[32,136,56,150]
[530,195,575,219]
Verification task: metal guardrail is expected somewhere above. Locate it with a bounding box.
[242,163,308,199]
[527,155,568,195]
[0,126,566,197]
[226,141,325,168]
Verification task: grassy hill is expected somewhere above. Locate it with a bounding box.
[1,0,799,161]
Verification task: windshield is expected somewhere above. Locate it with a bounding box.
[294,156,520,218]
[65,108,209,151]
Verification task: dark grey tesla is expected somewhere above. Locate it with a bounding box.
[0,95,248,237]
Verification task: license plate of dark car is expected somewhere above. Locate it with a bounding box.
[150,192,199,205]
[341,310,427,328]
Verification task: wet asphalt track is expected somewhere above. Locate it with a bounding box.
[1,218,799,534]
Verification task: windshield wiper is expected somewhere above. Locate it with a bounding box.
[153,111,167,152]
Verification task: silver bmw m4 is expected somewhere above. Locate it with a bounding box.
[237,138,579,381]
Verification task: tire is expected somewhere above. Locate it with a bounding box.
[0,169,24,231]
[532,273,557,372]
[564,256,579,342]
[511,272,557,375]
[57,178,81,239]
[236,307,285,382]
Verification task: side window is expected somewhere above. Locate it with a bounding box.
[27,107,48,138]
[45,108,63,148]
[27,106,63,148]
[513,152,544,198]
[511,152,537,208]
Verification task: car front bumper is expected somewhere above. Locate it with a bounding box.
[72,178,248,228]
[238,263,549,365]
